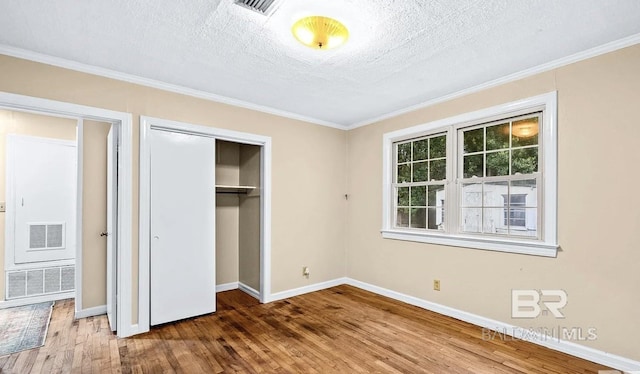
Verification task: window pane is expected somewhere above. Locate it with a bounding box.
[413,161,428,182]
[411,186,426,206]
[398,142,411,163]
[484,181,508,207]
[430,159,446,180]
[486,151,509,177]
[463,154,484,178]
[410,208,426,229]
[509,207,537,237]
[397,208,409,227]
[462,183,482,207]
[512,118,539,147]
[397,164,411,183]
[413,139,428,161]
[484,208,507,234]
[511,179,537,207]
[486,122,510,150]
[427,208,442,230]
[463,128,484,153]
[397,187,409,206]
[428,184,445,206]
[461,208,482,233]
[430,135,446,158]
[512,148,538,174]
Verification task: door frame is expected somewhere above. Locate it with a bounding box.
[138,116,272,335]
[0,92,134,338]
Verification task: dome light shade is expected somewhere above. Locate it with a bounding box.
[291,16,349,50]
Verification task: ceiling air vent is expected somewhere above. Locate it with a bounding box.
[234,0,278,15]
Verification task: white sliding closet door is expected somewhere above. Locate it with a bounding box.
[150,129,216,326]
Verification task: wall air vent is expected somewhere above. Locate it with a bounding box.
[234,0,278,15]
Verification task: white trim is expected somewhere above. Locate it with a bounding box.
[75,119,83,317]
[380,230,558,257]
[4,259,74,272]
[268,278,347,302]
[382,92,558,257]
[216,282,239,293]
[75,304,107,319]
[238,282,260,300]
[0,291,74,309]
[138,115,272,335]
[349,33,640,129]
[0,45,345,130]
[0,91,134,338]
[2,35,639,131]
[4,134,16,274]
[344,278,640,372]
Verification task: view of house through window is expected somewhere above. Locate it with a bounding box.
[459,113,540,238]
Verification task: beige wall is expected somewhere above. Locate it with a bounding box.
[0,54,349,322]
[0,110,77,300]
[216,140,240,285]
[346,45,640,360]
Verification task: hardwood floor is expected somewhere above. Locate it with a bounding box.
[0,285,613,373]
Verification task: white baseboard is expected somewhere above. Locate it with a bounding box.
[238,282,260,300]
[75,304,107,319]
[0,291,74,309]
[267,277,348,302]
[344,278,640,372]
[216,282,239,292]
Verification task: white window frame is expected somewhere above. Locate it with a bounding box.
[381,92,558,257]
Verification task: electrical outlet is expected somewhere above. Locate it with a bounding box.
[302,266,310,278]
[433,279,441,291]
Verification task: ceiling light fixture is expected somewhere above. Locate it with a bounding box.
[291,16,349,50]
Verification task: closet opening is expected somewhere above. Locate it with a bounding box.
[216,140,261,300]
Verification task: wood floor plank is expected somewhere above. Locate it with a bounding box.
[0,285,616,373]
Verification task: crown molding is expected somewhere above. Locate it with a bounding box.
[347,32,640,130]
[0,45,346,130]
[2,32,640,132]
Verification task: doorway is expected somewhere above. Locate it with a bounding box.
[138,116,272,333]
[3,112,78,303]
[0,92,133,337]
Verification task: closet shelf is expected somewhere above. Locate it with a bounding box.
[215,185,256,194]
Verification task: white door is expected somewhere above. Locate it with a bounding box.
[149,129,216,326]
[106,126,117,331]
[8,135,76,264]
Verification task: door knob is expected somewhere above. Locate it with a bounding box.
[100,232,109,237]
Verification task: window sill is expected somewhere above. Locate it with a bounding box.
[380,229,558,257]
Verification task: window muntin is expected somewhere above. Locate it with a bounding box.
[394,134,446,231]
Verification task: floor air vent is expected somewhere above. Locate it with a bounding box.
[234,0,278,15]
[6,265,74,299]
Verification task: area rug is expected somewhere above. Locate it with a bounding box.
[0,301,54,356]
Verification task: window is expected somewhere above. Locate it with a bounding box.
[394,134,446,230]
[382,92,558,257]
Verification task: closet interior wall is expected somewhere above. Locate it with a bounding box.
[215,140,261,296]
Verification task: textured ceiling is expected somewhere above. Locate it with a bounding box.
[0,0,639,127]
